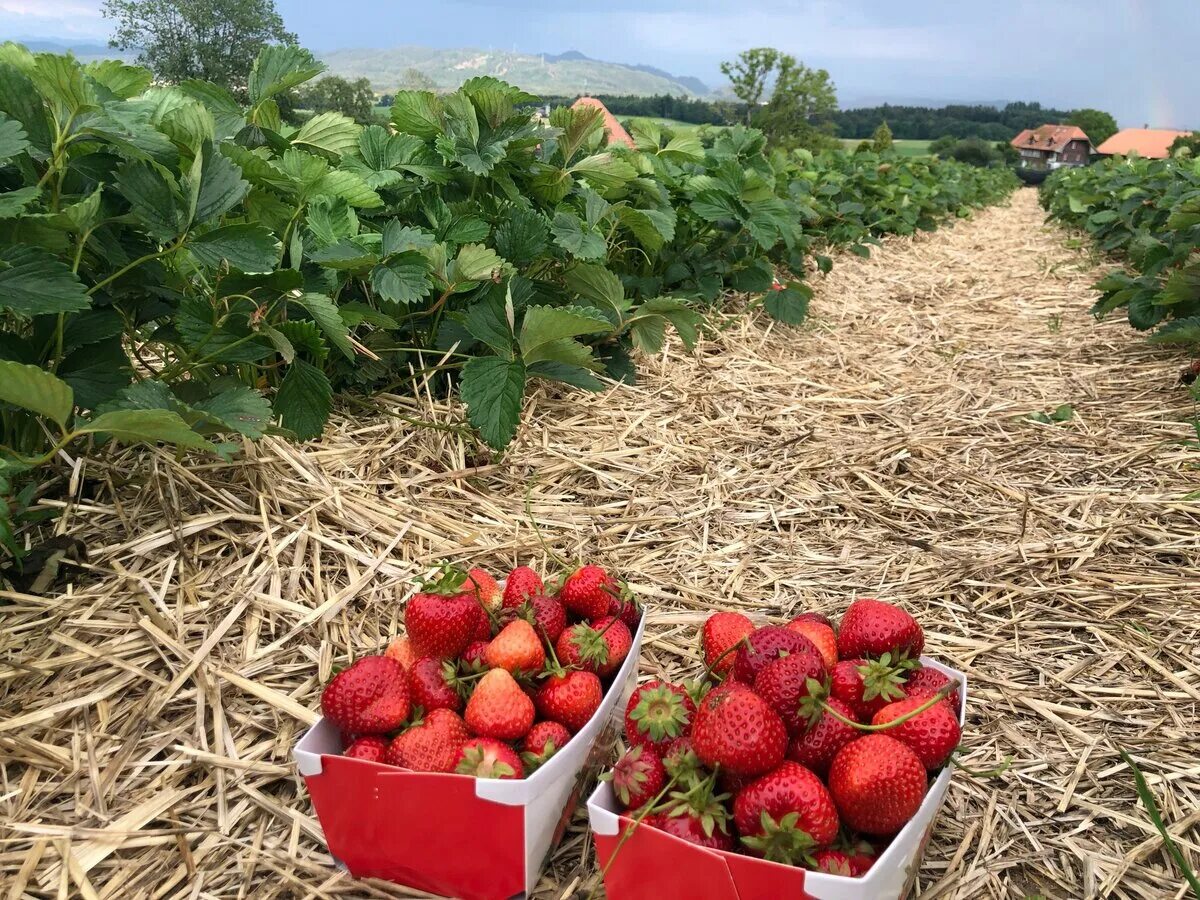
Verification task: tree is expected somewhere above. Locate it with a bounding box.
[720,48,839,149]
[949,137,1000,167]
[400,68,437,91]
[298,75,376,124]
[871,120,894,152]
[929,134,959,158]
[103,0,296,90]
[1169,132,1200,157]
[1066,108,1118,146]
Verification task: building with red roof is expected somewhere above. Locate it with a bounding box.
[1010,124,1094,170]
[571,97,636,149]
[1096,128,1191,159]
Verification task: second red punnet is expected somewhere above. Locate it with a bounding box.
[606,598,962,878]
[318,562,642,779]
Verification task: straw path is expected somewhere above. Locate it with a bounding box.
[2,188,1197,899]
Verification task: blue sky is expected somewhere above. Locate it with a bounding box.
[2,0,1196,127]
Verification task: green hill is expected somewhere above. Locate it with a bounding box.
[320,46,703,97]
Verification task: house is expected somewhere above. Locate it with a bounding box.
[1010,124,1094,170]
[571,97,636,149]
[1096,128,1191,159]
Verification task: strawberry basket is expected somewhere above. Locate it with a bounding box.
[294,565,645,900]
[587,602,969,900]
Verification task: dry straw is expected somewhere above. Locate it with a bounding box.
[1,190,1197,899]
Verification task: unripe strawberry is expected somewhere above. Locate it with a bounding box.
[484,619,546,675]
[463,568,503,612]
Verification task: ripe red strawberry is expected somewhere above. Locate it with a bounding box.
[556,617,632,678]
[520,720,571,770]
[719,769,757,799]
[830,658,908,721]
[624,680,695,754]
[343,735,388,763]
[535,670,603,733]
[321,656,410,734]
[558,564,615,620]
[837,598,924,660]
[408,656,462,713]
[406,592,479,660]
[811,848,854,876]
[607,591,642,630]
[384,636,415,670]
[733,626,819,684]
[690,682,787,777]
[463,567,503,612]
[471,605,493,642]
[871,696,961,769]
[646,809,735,851]
[386,708,468,772]
[786,615,838,670]
[752,651,827,736]
[846,839,877,875]
[502,565,543,609]
[701,611,754,677]
[787,697,860,778]
[828,734,927,835]
[735,761,840,862]
[465,668,535,740]
[461,640,489,668]
[610,745,666,810]
[484,619,546,676]
[903,666,962,711]
[455,737,524,779]
[521,595,567,644]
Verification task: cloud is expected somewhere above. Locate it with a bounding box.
[0,0,107,38]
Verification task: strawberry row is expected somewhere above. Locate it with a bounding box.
[317,563,641,779]
[601,599,963,882]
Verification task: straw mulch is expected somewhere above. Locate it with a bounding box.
[2,188,1197,900]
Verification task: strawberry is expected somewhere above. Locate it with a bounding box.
[690,682,787,777]
[811,848,854,876]
[846,839,877,875]
[463,567,503,612]
[406,591,479,660]
[650,776,735,850]
[461,640,489,668]
[701,611,754,677]
[484,619,546,676]
[624,680,695,754]
[471,605,493,642]
[384,636,416,670]
[607,590,642,630]
[521,595,567,644]
[520,720,571,770]
[752,651,827,736]
[828,734,927,835]
[787,697,860,778]
[455,737,524,779]
[830,657,909,721]
[903,666,962,711]
[871,696,961,769]
[786,615,838,670]
[557,617,631,678]
[735,761,840,862]
[733,626,819,684]
[343,735,388,763]
[386,708,468,772]
[609,745,666,810]
[837,598,924,661]
[558,564,615,620]
[535,670,603,733]
[321,656,410,734]
[647,811,735,850]
[465,668,535,741]
[661,735,703,786]
[719,769,757,799]
[502,565,543,609]
[408,657,462,713]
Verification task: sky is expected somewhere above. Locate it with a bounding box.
[2,0,1196,127]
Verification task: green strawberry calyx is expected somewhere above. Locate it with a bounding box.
[629,685,691,742]
[741,810,818,866]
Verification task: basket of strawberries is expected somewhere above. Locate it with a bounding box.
[587,599,966,900]
[294,562,644,900]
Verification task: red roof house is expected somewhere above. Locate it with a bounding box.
[571,97,635,149]
[1096,128,1190,159]
[1010,124,1094,169]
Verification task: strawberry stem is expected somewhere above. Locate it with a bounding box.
[819,679,961,731]
[701,637,749,684]
[586,774,679,900]
[523,482,571,570]
[949,750,1012,779]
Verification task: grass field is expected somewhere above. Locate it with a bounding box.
[839,138,932,156]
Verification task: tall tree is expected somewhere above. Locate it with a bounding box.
[871,120,894,152]
[103,0,296,90]
[720,48,838,148]
[720,48,780,124]
[298,75,376,124]
[1066,108,1118,146]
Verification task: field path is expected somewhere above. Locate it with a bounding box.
[2,189,1197,899]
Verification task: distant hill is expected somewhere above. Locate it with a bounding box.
[320,46,706,97]
[6,37,133,63]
